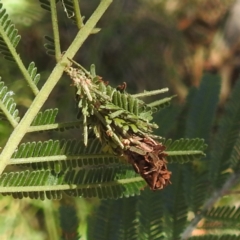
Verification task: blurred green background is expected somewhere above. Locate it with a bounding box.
[1,0,240,239]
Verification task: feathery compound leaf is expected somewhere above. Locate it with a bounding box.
[209,78,240,187]
[88,197,138,240]
[163,138,207,164]
[185,73,220,143]
[60,0,100,33]
[0,167,146,200]
[27,62,41,86]
[147,95,176,113]
[0,3,21,62]
[65,166,145,199]
[182,165,208,212]
[101,82,156,121]
[154,104,182,136]
[229,133,240,169]
[31,108,58,126]
[39,0,59,12]
[0,169,61,200]
[0,80,20,125]
[136,189,165,240]
[59,205,81,239]
[44,35,55,56]
[12,138,105,158]
[10,138,120,170]
[205,206,240,223]
[40,0,76,22]
[88,187,187,240]
[164,165,188,239]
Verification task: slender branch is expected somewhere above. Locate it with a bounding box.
[0,26,39,95]
[50,0,62,61]
[0,0,113,175]
[62,0,112,59]
[73,0,83,29]
[181,172,240,240]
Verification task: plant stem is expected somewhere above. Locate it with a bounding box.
[73,0,84,29]
[0,25,39,95]
[181,172,240,239]
[63,0,112,58]
[50,0,61,62]
[0,0,113,175]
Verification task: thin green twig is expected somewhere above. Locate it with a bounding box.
[0,26,39,95]
[73,0,84,29]
[50,0,62,61]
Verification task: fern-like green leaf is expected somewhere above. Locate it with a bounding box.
[31,108,58,126]
[10,138,120,176]
[59,204,80,240]
[186,196,240,239]
[136,189,165,240]
[0,3,21,62]
[40,0,75,20]
[27,62,41,86]
[96,81,173,123]
[10,138,120,168]
[102,84,154,121]
[0,80,20,125]
[148,96,176,113]
[229,133,240,169]
[163,138,207,163]
[10,137,207,170]
[154,104,182,136]
[39,0,59,12]
[182,165,208,212]
[164,165,188,239]
[87,176,188,240]
[185,73,220,143]
[44,35,55,56]
[88,197,138,240]
[205,206,240,223]
[178,74,220,214]
[0,167,145,200]
[209,78,240,187]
